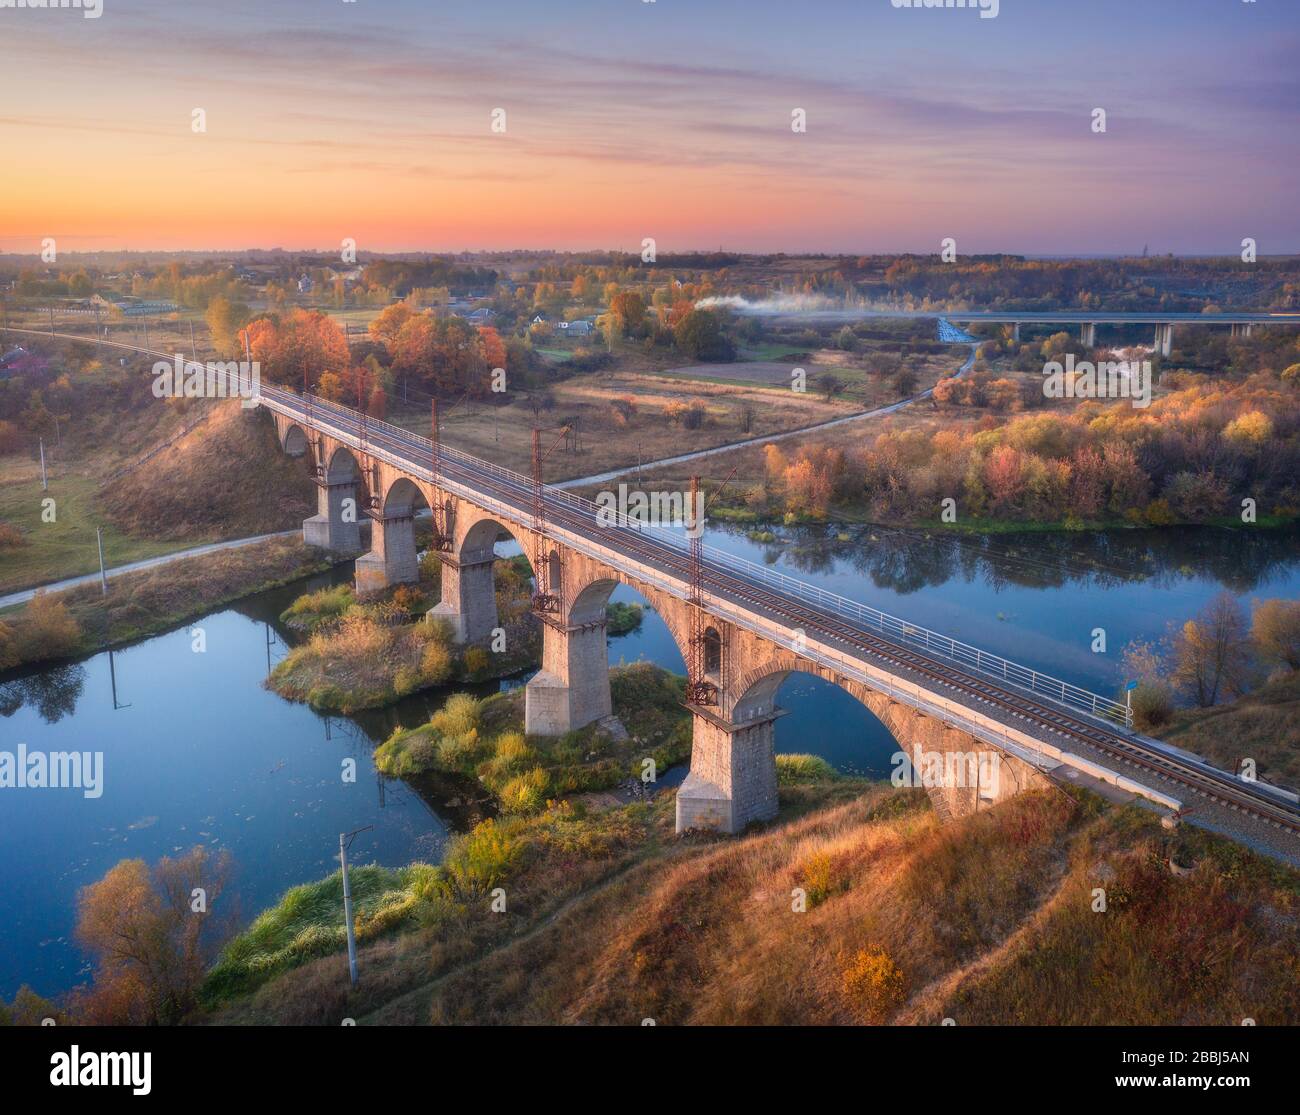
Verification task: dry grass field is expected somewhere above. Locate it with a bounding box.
[385,367,868,481]
[210,779,1300,1027]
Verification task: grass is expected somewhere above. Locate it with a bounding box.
[202,863,445,1005]
[268,557,541,713]
[98,401,314,541]
[375,662,692,804]
[0,464,190,595]
[0,535,332,668]
[776,753,838,784]
[1157,670,1300,789]
[280,583,356,632]
[204,767,1300,1026]
[380,367,858,482]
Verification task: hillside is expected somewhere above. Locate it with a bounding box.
[98,400,314,541]
[210,777,1299,1027]
[1158,671,1300,790]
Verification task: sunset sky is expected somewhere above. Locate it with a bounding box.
[1,0,1297,255]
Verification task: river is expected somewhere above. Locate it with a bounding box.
[2,523,1297,999]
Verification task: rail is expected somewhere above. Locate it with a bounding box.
[261,383,1134,727]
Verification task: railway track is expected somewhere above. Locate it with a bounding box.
[6,329,1296,834]
[267,386,1300,835]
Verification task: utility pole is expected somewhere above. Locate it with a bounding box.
[48,304,55,336]
[96,527,108,595]
[338,826,373,988]
[430,397,449,552]
[189,318,197,361]
[39,438,47,491]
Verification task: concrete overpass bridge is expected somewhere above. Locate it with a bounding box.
[749,308,1300,356]
[258,384,1300,842]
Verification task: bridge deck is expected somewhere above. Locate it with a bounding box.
[260,385,1300,855]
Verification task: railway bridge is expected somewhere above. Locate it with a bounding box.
[262,383,1274,837]
[6,324,1297,852]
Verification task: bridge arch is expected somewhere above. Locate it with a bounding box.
[281,423,308,458]
[563,572,692,667]
[325,444,362,485]
[458,514,523,567]
[383,476,428,517]
[725,658,1041,821]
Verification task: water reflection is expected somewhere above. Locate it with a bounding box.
[767,523,1300,596]
[0,663,86,723]
[3,520,1297,1001]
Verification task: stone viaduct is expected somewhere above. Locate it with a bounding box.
[266,389,1173,836]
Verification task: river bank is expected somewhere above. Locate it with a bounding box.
[206,772,1300,1026]
[5,517,1298,1007]
[0,535,332,672]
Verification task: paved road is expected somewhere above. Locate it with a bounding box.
[0,531,297,610]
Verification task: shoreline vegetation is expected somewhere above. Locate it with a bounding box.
[266,553,645,714]
[9,667,1299,1026]
[211,660,698,1005]
[209,772,1300,1025]
[373,663,691,807]
[0,535,331,673]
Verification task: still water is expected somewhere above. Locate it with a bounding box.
[2,523,1297,998]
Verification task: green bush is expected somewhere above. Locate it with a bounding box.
[1130,681,1175,731]
[280,584,354,631]
[420,640,453,685]
[442,819,524,895]
[499,767,550,814]
[776,753,838,783]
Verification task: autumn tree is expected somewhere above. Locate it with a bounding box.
[368,302,415,353]
[73,847,235,1025]
[609,291,647,335]
[817,371,844,402]
[1251,598,1300,670]
[673,309,734,362]
[204,296,250,357]
[242,309,349,388]
[477,325,507,371]
[1171,592,1253,707]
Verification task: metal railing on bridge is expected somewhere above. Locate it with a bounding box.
[262,384,1135,729]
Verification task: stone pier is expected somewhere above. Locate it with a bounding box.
[303,479,361,555]
[525,617,612,736]
[429,552,498,642]
[355,509,418,593]
[676,707,780,834]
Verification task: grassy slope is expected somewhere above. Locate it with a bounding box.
[99,400,314,541]
[210,774,1299,1027]
[1,394,314,594]
[1157,671,1300,789]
